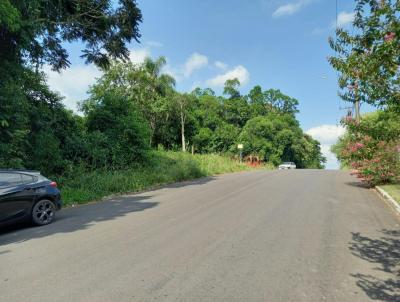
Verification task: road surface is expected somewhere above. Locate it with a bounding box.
[0,170,399,302]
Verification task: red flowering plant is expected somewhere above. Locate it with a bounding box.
[338,115,400,186]
[349,140,400,186]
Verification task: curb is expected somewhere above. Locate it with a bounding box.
[376,186,400,215]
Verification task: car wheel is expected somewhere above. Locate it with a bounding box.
[32,199,56,226]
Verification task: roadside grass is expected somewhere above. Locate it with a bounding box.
[58,151,267,206]
[380,183,400,204]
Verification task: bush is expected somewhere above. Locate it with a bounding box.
[58,151,258,205]
[348,139,400,186]
[85,92,150,168]
[335,113,400,186]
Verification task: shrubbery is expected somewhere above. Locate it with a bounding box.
[59,151,254,205]
[332,112,400,186]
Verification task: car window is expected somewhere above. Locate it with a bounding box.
[0,172,35,189]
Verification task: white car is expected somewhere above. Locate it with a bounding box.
[278,162,296,170]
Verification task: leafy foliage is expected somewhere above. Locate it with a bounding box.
[0,0,325,179]
[329,0,400,110]
[237,115,325,167]
[0,0,144,176]
[332,111,400,186]
[1,0,142,70]
[84,92,150,168]
[59,151,256,205]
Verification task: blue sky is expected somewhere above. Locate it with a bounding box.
[45,0,366,168]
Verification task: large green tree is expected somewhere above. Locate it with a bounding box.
[238,113,325,168]
[0,0,142,70]
[0,0,143,173]
[84,92,150,168]
[329,0,400,110]
[86,57,176,147]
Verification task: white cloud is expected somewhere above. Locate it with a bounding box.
[43,47,151,112]
[272,0,313,18]
[146,40,163,48]
[129,48,151,64]
[336,11,355,28]
[215,61,228,70]
[162,62,181,82]
[206,65,250,87]
[306,124,345,145]
[43,64,102,112]
[162,52,209,82]
[183,52,208,77]
[306,124,346,169]
[320,145,340,170]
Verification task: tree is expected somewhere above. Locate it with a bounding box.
[85,92,150,168]
[223,78,241,99]
[292,134,326,169]
[263,89,299,115]
[247,86,299,117]
[329,0,400,110]
[86,57,176,146]
[237,113,324,168]
[212,123,240,153]
[222,97,250,128]
[248,85,268,117]
[0,0,143,173]
[193,128,213,153]
[1,0,142,71]
[221,79,250,128]
[174,93,196,152]
[192,92,222,130]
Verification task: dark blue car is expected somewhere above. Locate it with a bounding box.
[0,170,62,227]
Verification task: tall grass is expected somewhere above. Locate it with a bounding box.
[58,151,263,206]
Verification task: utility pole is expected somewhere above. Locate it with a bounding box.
[339,106,353,119]
[354,80,360,122]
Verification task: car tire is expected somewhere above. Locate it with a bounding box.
[31,199,56,226]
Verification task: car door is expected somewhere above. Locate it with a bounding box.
[0,172,36,223]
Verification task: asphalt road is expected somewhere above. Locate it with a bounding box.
[1,170,399,302]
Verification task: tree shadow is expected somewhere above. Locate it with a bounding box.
[0,195,158,247]
[161,176,217,189]
[345,181,371,189]
[349,230,400,301]
[0,174,219,249]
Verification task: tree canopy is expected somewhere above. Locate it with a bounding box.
[0,1,326,175]
[0,0,142,70]
[329,0,400,110]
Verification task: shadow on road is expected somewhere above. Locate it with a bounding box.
[345,181,371,189]
[0,175,218,248]
[157,176,216,189]
[349,230,400,301]
[0,195,158,247]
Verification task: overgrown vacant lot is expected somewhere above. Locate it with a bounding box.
[58,151,266,206]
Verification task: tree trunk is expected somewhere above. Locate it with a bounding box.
[180,107,186,152]
[149,119,156,147]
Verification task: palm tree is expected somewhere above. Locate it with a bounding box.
[140,57,176,146]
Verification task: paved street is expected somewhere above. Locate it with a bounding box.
[0,170,399,302]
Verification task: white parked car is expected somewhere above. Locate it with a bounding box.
[278,162,296,170]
